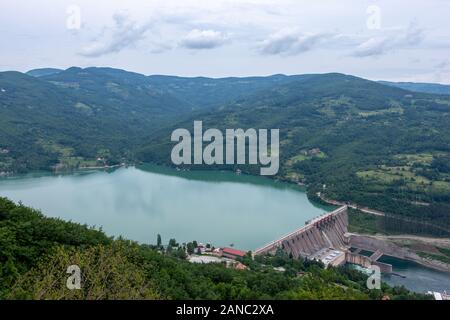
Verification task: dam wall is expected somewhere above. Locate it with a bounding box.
[254,206,394,273]
[254,206,348,258]
[345,252,372,268]
[345,251,393,273]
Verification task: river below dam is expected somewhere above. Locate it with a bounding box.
[0,164,449,294]
[380,255,450,293]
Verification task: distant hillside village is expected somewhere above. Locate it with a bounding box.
[189,246,249,271]
[158,238,250,271]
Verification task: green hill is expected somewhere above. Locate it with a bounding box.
[0,68,190,172]
[137,73,450,234]
[145,73,312,110]
[26,68,63,78]
[379,81,450,95]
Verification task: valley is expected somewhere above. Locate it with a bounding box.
[1,67,450,237]
[1,67,450,299]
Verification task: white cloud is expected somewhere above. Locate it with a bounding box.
[432,60,450,83]
[180,29,229,50]
[1,0,450,82]
[352,37,391,57]
[80,14,153,57]
[352,22,425,58]
[258,29,334,55]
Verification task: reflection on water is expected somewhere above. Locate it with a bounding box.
[0,165,331,250]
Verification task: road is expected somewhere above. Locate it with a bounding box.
[318,193,450,233]
[372,234,450,249]
[318,193,385,216]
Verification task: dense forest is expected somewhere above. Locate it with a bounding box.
[1,67,450,235]
[0,197,429,300]
[380,81,450,95]
[137,74,450,235]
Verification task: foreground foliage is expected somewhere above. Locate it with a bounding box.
[0,197,429,300]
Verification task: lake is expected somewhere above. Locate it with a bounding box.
[0,165,331,250]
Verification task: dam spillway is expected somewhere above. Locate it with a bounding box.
[254,205,393,272]
[254,206,348,259]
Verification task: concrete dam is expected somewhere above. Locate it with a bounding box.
[254,206,392,272]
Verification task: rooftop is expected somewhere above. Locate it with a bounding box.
[222,247,246,257]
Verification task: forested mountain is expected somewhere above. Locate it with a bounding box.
[138,73,450,233]
[379,81,450,95]
[0,68,311,172]
[38,67,189,117]
[26,68,63,78]
[35,67,306,111]
[0,68,192,172]
[1,68,450,234]
[145,74,312,110]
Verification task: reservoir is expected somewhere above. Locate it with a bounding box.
[1,164,449,294]
[0,165,331,250]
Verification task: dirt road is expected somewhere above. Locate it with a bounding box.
[372,234,450,249]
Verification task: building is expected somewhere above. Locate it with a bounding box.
[428,291,450,300]
[188,255,223,264]
[273,267,286,273]
[310,248,346,268]
[221,247,246,260]
[196,244,206,254]
[234,262,248,270]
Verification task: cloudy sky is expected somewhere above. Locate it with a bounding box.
[1,0,450,82]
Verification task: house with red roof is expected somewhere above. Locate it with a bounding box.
[221,247,246,260]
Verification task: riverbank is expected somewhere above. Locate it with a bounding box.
[54,163,127,172]
[317,192,385,216]
[315,194,450,274]
[349,233,450,274]
[320,190,450,233]
[373,234,450,273]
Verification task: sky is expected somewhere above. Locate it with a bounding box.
[1,0,450,83]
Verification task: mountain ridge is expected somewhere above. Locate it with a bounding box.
[379,80,450,95]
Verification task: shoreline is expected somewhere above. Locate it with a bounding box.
[350,232,450,274]
[54,163,126,172]
[317,194,450,274]
[4,162,450,275]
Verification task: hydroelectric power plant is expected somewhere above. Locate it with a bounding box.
[254,206,393,273]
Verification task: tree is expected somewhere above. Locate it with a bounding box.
[169,239,178,248]
[7,244,160,300]
[186,242,195,255]
[157,234,162,248]
[172,247,187,260]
